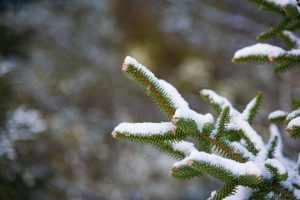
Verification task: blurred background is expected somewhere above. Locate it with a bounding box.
[0,0,300,199]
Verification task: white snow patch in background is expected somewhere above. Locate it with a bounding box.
[114,122,175,135]
[233,43,285,58]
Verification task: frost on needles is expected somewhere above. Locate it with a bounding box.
[112,56,300,199]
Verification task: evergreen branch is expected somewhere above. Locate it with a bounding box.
[267,125,283,159]
[242,92,263,124]
[200,89,237,115]
[265,159,288,181]
[257,18,290,40]
[291,99,300,110]
[122,56,188,118]
[248,0,286,16]
[200,134,249,163]
[112,122,180,142]
[153,141,186,160]
[272,184,297,200]
[170,165,202,179]
[281,31,300,49]
[210,182,237,200]
[233,55,271,64]
[286,117,300,137]
[216,106,230,138]
[284,4,300,19]
[268,110,288,124]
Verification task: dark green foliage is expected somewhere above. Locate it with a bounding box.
[233,55,271,65]
[257,18,290,40]
[200,93,223,115]
[248,0,285,16]
[246,92,263,125]
[291,99,300,110]
[288,126,300,137]
[199,134,248,163]
[170,165,202,179]
[153,141,186,160]
[265,163,288,181]
[267,136,278,159]
[216,106,230,138]
[124,63,176,118]
[175,118,198,137]
[210,182,237,200]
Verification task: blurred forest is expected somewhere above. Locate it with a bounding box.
[0,0,300,199]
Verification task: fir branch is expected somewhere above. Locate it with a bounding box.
[242,92,263,124]
[170,165,202,179]
[112,122,179,142]
[268,110,288,124]
[248,0,286,16]
[210,182,237,200]
[122,56,188,118]
[257,18,290,40]
[200,134,248,163]
[216,106,230,138]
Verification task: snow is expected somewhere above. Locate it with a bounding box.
[173,150,262,176]
[114,122,175,135]
[173,108,214,131]
[223,186,253,200]
[124,56,157,80]
[266,158,287,175]
[172,141,196,155]
[241,97,257,121]
[124,56,189,110]
[158,79,189,109]
[283,31,300,49]
[233,43,285,59]
[287,117,300,129]
[268,125,283,159]
[287,49,300,55]
[287,109,300,120]
[229,116,265,152]
[268,110,287,120]
[200,89,239,116]
[266,0,300,13]
[231,141,255,160]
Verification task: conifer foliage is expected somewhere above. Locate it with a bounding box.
[112,1,300,199]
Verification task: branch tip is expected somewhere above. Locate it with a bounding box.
[122,63,129,71]
[172,117,179,125]
[112,131,117,138]
[187,160,194,167]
